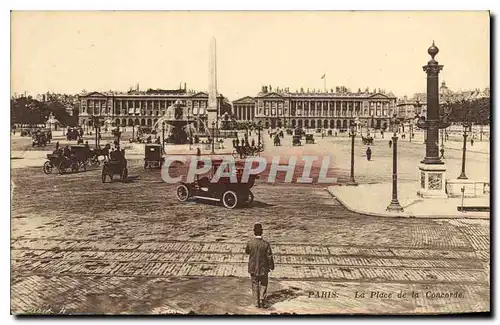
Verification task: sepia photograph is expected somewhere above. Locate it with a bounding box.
[9,10,490,316]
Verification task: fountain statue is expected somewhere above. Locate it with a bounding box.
[153,100,197,144]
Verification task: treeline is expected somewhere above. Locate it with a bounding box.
[441,97,490,125]
[11,97,77,126]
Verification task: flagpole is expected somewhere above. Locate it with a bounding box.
[324,75,326,92]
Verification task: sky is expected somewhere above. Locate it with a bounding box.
[11,11,490,101]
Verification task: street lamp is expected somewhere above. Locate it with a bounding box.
[211,120,216,154]
[386,113,404,212]
[162,122,166,151]
[457,122,471,180]
[347,120,358,186]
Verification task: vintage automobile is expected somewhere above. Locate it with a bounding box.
[305,134,315,144]
[175,159,258,209]
[361,135,374,145]
[101,149,128,182]
[144,144,164,169]
[32,132,47,147]
[292,135,302,146]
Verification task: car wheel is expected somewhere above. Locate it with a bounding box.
[176,184,190,202]
[43,162,53,174]
[222,190,238,209]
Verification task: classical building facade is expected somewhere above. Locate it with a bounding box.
[232,96,255,121]
[243,86,397,130]
[77,88,230,129]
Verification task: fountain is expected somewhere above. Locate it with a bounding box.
[153,100,197,144]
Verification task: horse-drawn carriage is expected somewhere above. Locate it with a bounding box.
[273,134,281,146]
[32,132,47,147]
[292,135,302,146]
[144,144,164,169]
[101,149,128,182]
[43,145,91,174]
[20,129,31,137]
[175,159,258,209]
[66,127,80,141]
[305,134,315,144]
[361,135,374,145]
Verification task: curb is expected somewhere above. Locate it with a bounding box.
[325,187,490,220]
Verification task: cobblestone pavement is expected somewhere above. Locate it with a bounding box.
[10,135,490,315]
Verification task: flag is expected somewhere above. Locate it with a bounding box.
[321,74,326,79]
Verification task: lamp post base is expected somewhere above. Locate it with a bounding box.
[386,200,404,212]
[346,179,358,186]
[457,173,468,180]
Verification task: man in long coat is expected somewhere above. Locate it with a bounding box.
[245,223,275,308]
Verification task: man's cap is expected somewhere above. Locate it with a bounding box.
[254,223,263,232]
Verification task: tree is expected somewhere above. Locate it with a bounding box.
[441,97,490,125]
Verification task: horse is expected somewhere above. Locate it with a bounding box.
[91,143,111,162]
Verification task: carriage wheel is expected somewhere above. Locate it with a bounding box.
[43,161,53,174]
[176,184,190,202]
[58,161,66,174]
[222,190,238,209]
[71,162,79,173]
[121,168,128,181]
[91,156,100,167]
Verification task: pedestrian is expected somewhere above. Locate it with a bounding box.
[388,140,392,148]
[245,223,274,308]
[366,146,372,161]
[471,138,474,146]
[196,147,201,156]
[251,138,255,147]
[440,147,445,159]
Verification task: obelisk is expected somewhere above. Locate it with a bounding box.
[207,37,218,130]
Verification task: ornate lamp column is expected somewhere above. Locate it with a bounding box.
[386,113,403,212]
[346,120,358,186]
[416,42,449,198]
[457,122,471,179]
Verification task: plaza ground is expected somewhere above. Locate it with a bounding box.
[10,129,490,314]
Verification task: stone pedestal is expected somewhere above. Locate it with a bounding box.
[417,163,447,198]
